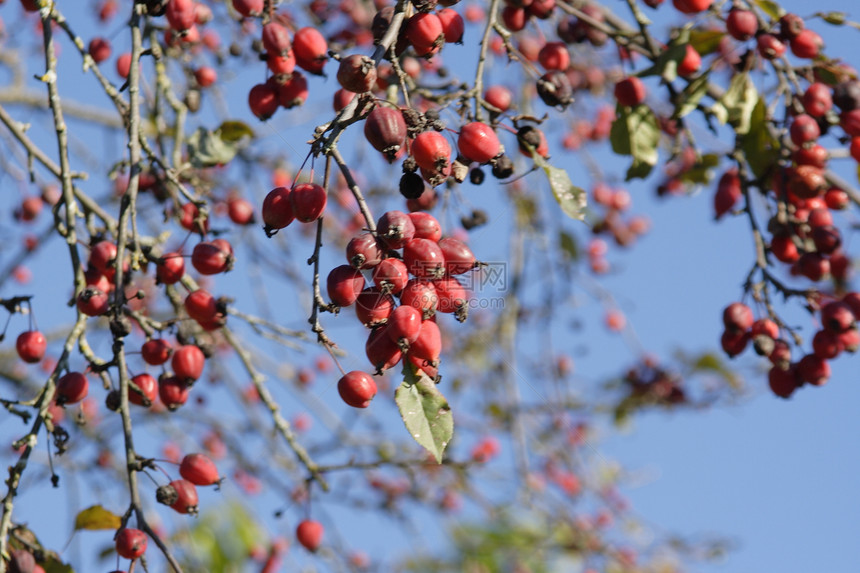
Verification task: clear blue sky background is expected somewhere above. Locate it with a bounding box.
[1,0,860,571]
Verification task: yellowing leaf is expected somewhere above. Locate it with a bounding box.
[74,505,121,531]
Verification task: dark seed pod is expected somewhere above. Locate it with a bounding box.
[469,167,485,185]
[537,70,574,109]
[400,172,425,199]
[491,154,514,179]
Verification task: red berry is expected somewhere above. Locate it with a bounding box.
[262,186,295,232]
[790,29,822,59]
[789,114,820,146]
[484,85,513,113]
[720,329,750,357]
[129,373,158,407]
[16,330,46,363]
[825,187,849,210]
[347,233,384,269]
[293,27,329,74]
[172,345,205,383]
[770,234,800,263]
[409,212,442,242]
[194,66,217,88]
[714,169,741,219]
[726,9,758,41]
[677,45,701,77]
[404,238,446,278]
[387,305,422,346]
[116,528,147,559]
[722,302,753,332]
[248,83,280,121]
[289,183,327,223]
[262,22,292,56]
[185,289,218,323]
[142,339,172,366]
[337,54,377,93]
[277,72,308,109]
[768,365,799,398]
[438,237,476,275]
[757,34,786,59]
[372,258,409,294]
[333,88,355,112]
[158,375,189,410]
[821,301,855,332]
[191,241,234,275]
[88,37,112,63]
[538,41,570,71]
[365,325,403,371]
[178,203,209,234]
[672,0,711,14]
[406,12,443,48]
[803,83,833,117]
[400,279,438,318]
[364,107,407,161]
[457,122,501,164]
[337,371,378,408]
[327,265,365,307]
[377,210,416,249]
[433,276,468,317]
[412,131,451,173]
[812,329,843,359]
[797,252,830,281]
[227,197,255,225]
[438,8,464,44]
[166,0,196,31]
[838,327,860,352]
[501,6,527,32]
[751,318,779,339]
[793,144,828,169]
[410,319,442,365]
[232,0,263,17]
[89,240,118,275]
[356,288,395,327]
[797,353,830,386]
[614,77,646,107]
[56,372,89,405]
[812,225,841,254]
[77,287,110,316]
[296,520,324,552]
[116,53,132,79]
[180,453,220,486]
[169,479,199,514]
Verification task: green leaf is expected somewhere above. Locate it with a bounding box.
[637,28,690,83]
[684,351,742,390]
[610,104,660,181]
[74,505,121,531]
[674,73,711,119]
[816,11,846,25]
[689,29,725,56]
[187,125,249,168]
[559,230,579,261]
[396,363,454,463]
[739,97,779,179]
[754,0,783,19]
[718,72,758,135]
[42,557,75,573]
[217,120,255,142]
[528,151,587,222]
[677,153,720,185]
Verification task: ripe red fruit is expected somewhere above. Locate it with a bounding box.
[56,372,89,405]
[788,165,827,199]
[412,131,451,173]
[484,85,513,113]
[262,186,295,233]
[797,252,830,282]
[180,453,220,486]
[289,183,327,223]
[333,88,355,112]
[158,375,189,410]
[7,549,35,573]
[327,265,366,307]
[725,9,758,41]
[89,240,118,275]
[142,339,172,366]
[714,169,741,219]
[803,83,833,117]
[248,82,280,121]
[410,319,442,365]
[268,52,297,78]
[825,187,849,210]
[185,289,218,323]
[722,302,753,332]
[672,0,711,14]
[169,479,199,514]
[720,329,749,357]
[614,77,646,107]
[364,107,407,161]
[337,54,377,93]
[789,114,820,146]
[751,318,779,340]
[277,72,309,109]
[16,330,46,363]
[793,144,828,169]
[172,345,205,383]
[387,305,423,347]
[232,0,264,17]
[194,66,217,88]
[377,210,416,249]
[296,519,324,552]
[757,34,786,59]
[178,203,209,234]
[768,365,798,398]
[457,122,501,164]
[191,241,234,275]
[790,29,822,59]
[438,237,476,275]
[262,22,292,56]
[433,276,469,318]
[501,6,527,32]
[356,288,395,327]
[116,53,132,79]
[227,197,255,225]
[337,371,378,408]
[409,212,442,242]
[770,234,799,263]
[365,326,403,371]
[797,354,830,386]
[404,238,446,278]
[821,301,855,332]
[347,233,384,269]
[838,328,860,352]
[293,27,329,74]
[116,528,147,559]
[677,45,701,77]
[88,37,112,63]
[438,8,465,44]
[77,287,110,316]
[406,12,444,48]
[400,279,438,318]
[812,329,843,359]
[372,258,409,294]
[166,0,196,31]
[538,41,570,71]
[129,373,158,407]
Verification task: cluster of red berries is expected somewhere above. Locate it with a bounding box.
[589,182,650,260]
[261,181,328,236]
[720,299,860,398]
[326,210,477,407]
